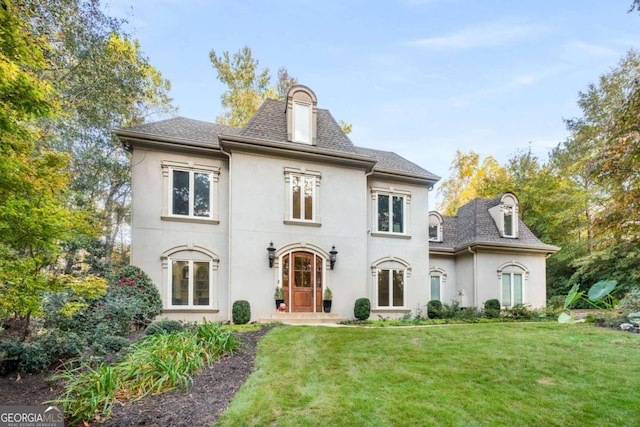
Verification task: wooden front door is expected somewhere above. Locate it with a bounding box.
[282,251,323,312]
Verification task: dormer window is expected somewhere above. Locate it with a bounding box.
[488,192,519,238]
[293,102,311,143]
[286,85,317,145]
[428,212,443,242]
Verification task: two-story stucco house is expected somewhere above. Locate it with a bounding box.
[115,85,558,323]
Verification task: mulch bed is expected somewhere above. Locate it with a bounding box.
[0,326,271,426]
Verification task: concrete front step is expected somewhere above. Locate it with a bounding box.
[260,312,349,325]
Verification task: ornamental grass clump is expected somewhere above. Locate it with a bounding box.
[51,320,238,425]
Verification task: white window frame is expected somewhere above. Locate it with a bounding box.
[428,212,443,242]
[503,205,516,238]
[161,160,220,223]
[497,262,528,308]
[376,268,406,309]
[167,259,214,309]
[292,101,312,144]
[284,167,321,226]
[371,187,411,237]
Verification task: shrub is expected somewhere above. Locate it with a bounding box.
[232,300,251,324]
[0,340,50,374]
[354,298,371,321]
[145,320,185,335]
[90,334,130,355]
[617,288,640,315]
[38,330,85,362]
[484,299,501,318]
[547,295,565,310]
[108,266,163,329]
[427,300,442,319]
[503,304,535,320]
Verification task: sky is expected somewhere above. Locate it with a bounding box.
[105,0,639,198]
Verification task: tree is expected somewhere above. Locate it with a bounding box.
[210,45,353,133]
[22,0,174,271]
[436,150,507,215]
[209,45,275,127]
[0,0,87,337]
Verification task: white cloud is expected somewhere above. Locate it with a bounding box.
[560,41,618,60]
[409,22,549,50]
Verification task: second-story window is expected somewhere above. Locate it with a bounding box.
[171,169,212,218]
[377,194,405,233]
[291,174,315,221]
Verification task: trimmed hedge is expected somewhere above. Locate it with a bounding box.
[232,300,251,324]
[354,298,371,321]
[427,300,442,319]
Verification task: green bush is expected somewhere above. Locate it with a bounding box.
[109,266,163,329]
[232,300,251,324]
[38,330,85,361]
[354,298,371,321]
[547,295,565,310]
[484,299,501,318]
[90,334,130,355]
[503,304,535,320]
[617,288,640,315]
[0,340,50,374]
[427,300,442,319]
[145,320,185,335]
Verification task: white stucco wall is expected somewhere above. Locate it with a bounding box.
[130,146,230,322]
[227,151,370,321]
[428,255,458,305]
[366,178,431,318]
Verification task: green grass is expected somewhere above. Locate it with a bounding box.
[216,323,640,426]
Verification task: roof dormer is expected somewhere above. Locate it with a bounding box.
[428,211,444,242]
[489,192,519,238]
[286,85,317,145]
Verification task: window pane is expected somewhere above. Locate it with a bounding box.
[429,225,438,240]
[502,274,512,307]
[193,262,209,305]
[378,195,389,231]
[171,260,189,306]
[378,270,389,307]
[392,196,404,233]
[504,209,513,236]
[514,274,523,305]
[294,103,310,143]
[392,270,404,307]
[292,176,301,219]
[304,177,313,220]
[430,275,440,301]
[172,170,189,215]
[193,173,211,217]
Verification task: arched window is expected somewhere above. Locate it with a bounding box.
[497,262,529,308]
[429,267,447,301]
[161,246,219,309]
[371,257,412,309]
[428,212,443,242]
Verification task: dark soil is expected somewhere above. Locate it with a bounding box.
[0,326,271,426]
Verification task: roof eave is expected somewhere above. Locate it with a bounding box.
[114,129,220,154]
[370,168,440,187]
[453,241,561,255]
[219,133,377,171]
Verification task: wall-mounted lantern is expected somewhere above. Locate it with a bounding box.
[329,245,338,270]
[267,242,276,268]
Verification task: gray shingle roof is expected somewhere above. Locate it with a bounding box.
[116,99,438,181]
[240,99,357,153]
[354,147,440,181]
[119,116,241,146]
[430,195,559,252]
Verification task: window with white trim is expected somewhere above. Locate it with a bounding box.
[501,272,523,308]
[377,268,405,308]
[428,212,443,242]
[504,205,515,238]
[430,274,441,301]
[372,188,411,235]
[169,259,212,308]
[161,161,220,222]
[284,167,321,225]
[293,102,311,144]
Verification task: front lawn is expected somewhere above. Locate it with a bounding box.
[216,323,640,426]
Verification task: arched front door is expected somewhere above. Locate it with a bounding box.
[281,251,323,312]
